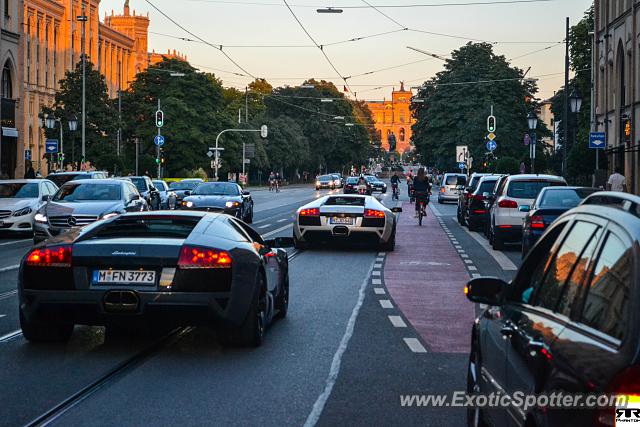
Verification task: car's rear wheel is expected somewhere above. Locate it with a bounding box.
[293,233,307,250]
[244,205,253,223]
[491,227,504,250]
[219,275,266,347]
[275,273,289,319]
[20,311,73,343]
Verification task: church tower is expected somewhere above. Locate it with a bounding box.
[104,0,150,76]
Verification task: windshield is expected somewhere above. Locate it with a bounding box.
[53,183,122,202]
[192,183,239,196]
[153,181,167,192]
[0,183,39,199]
[129,177,148,192]
[318,175,332,181]
[507,180,565,199]
[92,216,200,239]
[170,181,200,190]
[539,188,597,208]
[346,177,358,184]
[48,174,89,187]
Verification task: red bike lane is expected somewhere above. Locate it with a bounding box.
[384,202,475,353]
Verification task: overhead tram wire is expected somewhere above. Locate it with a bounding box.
[144,0,256,78]
[281,0,356,97]
[186,0,557,9]
[509,41,564,61]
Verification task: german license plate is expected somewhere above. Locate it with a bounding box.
[93,270,156,285]
[330,216,354,225]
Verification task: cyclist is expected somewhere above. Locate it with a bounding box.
[412,168,432,219]
[275,172,282,193]
[268,171,276,192]
[357,174,368,195]
[406,169,414,202]
[390,172,401,200]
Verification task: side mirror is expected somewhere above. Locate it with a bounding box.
[464,277,507,306]
[455,185,465,191]
[518,205,531,213]
[264,237,294,248]
[184,191,191,196]
[465,187,473,192]
[391,207,403,213]
[129,194,141,202]
[242,190,251,196]
[482,192,490,199]
[41,195,51,203]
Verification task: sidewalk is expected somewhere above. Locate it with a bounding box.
[383,202,475,353]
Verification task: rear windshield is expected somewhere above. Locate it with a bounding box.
[325,197,365,206]
[48,174,89,187]
[170,181,199,190]
[539,188,598,208]
[507,180,565,199]
[130,177,148,192]
[476,179,498,195]
[445,175,466,186]
[92,216,200,239]
[346,177,358,184]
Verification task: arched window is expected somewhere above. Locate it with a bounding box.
[1,62,12,99]
[399,128,405,142]
[616,43,626,108]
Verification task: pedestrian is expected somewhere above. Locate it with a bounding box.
[24,161,36,179]
[519,161,526,174]
[607,167,627,192]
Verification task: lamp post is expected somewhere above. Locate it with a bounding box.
[68,116,78,169]
[527,111,538,174]
[77,5,88,165]
[44,114,59,171]
[569,87,583,177]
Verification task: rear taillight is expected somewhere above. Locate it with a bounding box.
[178,246,232,269]
[300,208,320,216]
[473,194,485,201]
[530,215,545,229]
[440,187,445,193]
[472,210,486,214]
[595,365,640,426]
[498,199,518,209]
[364,209,385,218]
[26,246,73,267]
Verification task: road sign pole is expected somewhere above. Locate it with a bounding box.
[156,99,161,178]
[242,142,246,178]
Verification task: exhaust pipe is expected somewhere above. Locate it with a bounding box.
[333,226,349,237]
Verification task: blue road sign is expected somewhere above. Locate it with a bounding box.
[24,150,32,161]
[45,139,59,154]
[458,162,465,170]
[154,135,165,147]
[589,132,606,149]
[486,140,497,151]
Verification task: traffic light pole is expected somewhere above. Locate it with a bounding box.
[157,99,161,178]
[214,126,268,181]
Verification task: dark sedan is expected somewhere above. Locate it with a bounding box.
[365,175,387,193]
[169,179,204,207]
[19,212,291,347]
[461,175,501,231]
[343,176,359,194]
[33,179,148,243]
[181,182,253,223]
[520,186,599,257]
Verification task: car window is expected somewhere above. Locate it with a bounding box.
[580,232,632,341]
[539,188,597,209]
[325,197,365,206]
[476,179,497,195]
[495,177,508,197]
[225,219,251,242]
[233,219,264,244]
[46,182,58,195]
[444,175,458,186]
[535,221,600,311]
[507,180,565,199]
[129,177,148,192]
[0,182,39,198]
[192,183,240,196]
[54,183,122,201]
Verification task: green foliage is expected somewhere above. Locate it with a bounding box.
[496,156,520,175]
[411,43,548,171]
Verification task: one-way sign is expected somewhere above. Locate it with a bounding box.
[589,132,606,149]
[45,139,59,154]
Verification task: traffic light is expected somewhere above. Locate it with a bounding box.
[160,150,166,164]
[487,116,496,133]
[155,110,164,128]
[625,118,631,139]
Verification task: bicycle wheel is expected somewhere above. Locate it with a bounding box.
[418,206,423,226]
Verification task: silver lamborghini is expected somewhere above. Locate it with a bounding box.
[293,195,401,251]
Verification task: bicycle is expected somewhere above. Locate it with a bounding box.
[391,184,399,201]
[414,192,430,226]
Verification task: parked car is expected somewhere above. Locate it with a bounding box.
[438,173,466,204]
[483,175,509,238]
[461,175,501,231]
[169,179,204,207]
[457,173,492,226]
[488,174,567,250]
[465,192,639,427]
[521,186,599,257]
[0,179,58,235]
[46,171,108,188]
[128,176,161,211]
[153,180,178,210]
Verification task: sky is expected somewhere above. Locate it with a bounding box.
[99,0,594,101]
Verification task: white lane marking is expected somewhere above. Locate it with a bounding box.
[372,279,382,285]
[429,204,443,217]
[460,226,518,271]
[451,240,459,244]
[468,266,478,271]
[0,239,30,247]
[388,316,407,328]
[303,259,376,427]
[464,259,473,264]
[376,257,384,262]
[277,218,289,223]
[0,314,5,318]
[377,252,385,256]
[480,303,488,310]
[262,224,293,238]
[374,263,382,268]
[454,245,462,249]
[372,271,381,277]
[379,299,394,309]
[258,224,271,229]
[472,274,482,278]
[0,265,20,273]
[461,254,469,258]
[374,288,385,295]
[0,329,22,343]
[403,338,427,353]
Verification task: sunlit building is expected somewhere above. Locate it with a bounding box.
[366,83,415,154]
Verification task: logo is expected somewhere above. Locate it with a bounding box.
[111,251,137,256]
[67,216,77,226]
[616,396,640,425]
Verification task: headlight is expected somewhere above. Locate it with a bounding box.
[102,213,119,220]
[316,181,321,186]
[13,207,33,217]
[183,201,194,208]
[225,201,240,208]
[34,213,48,223]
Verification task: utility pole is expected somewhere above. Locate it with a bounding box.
[135,138,139,176]
[562,17,570,177]
[157,99,161,178]
[78,3,88,165]
[245,86,249,123]
[117,60,122,157]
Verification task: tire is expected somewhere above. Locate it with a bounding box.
[244,205,253,224]
[467,218,478,232]
[275,272,289,319]
[20,310,73,343]
[380,230,396,252]
[467,346,489,427]
[219,275,266,347]
[293,233,307,250]
[492,228,504,250]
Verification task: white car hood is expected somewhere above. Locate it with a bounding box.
[0,198,37,212]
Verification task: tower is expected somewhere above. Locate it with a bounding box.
[104,1,150,76]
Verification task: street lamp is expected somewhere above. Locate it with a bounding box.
[317,7,343,13]
[569,87,583,114]
[68,116,78,132]
[527,111,538,174]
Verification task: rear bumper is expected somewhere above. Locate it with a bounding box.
[438,193,458,202]
[494,225,523,242]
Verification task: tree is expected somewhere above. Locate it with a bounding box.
[261,115,310,174]
[43,61,118,171]
[411,43,548,171]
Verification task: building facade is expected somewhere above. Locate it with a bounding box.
[593,0,639,194]
[12,0,184,178]
[366,83,415,154]
[1,0,23,178]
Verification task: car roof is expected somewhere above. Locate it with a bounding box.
[48,171,102,176]
[0,179,48,183]
[541,186,599,191]
[506,174,565,182]
[63,179,124,185]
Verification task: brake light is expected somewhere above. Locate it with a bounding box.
[472,210,486,214]
[595,365,640,427]
[440,187,445,193]
[364,209,385,218]
[473,194,485,201]
[300,208,320,217]
[498,199,518,209]
[530,215,545,229]
[26,246,73,267]
[178,246,232,269]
